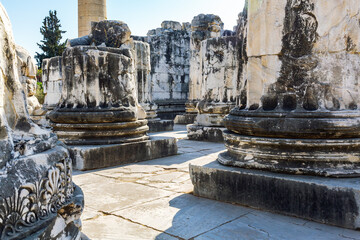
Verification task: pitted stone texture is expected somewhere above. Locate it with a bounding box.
[161,21,182,31]
[16,45,41,116]
[132,40,155,119]
[187,124,225,142]
[48,46,148,145]
[139,21,191,119]
[91,20,131,48]
[243,0,360,111]
[43,56,63,110]
[188,14,223,114]
[221,0,360,177]
[0,4,82,239]
[195,36,241,127]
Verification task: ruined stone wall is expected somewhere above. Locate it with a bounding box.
[145,21,191,119]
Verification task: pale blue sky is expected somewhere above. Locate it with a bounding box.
[0,0,245,58]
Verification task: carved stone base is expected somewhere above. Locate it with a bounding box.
[187,124,225,142]
[71,136,178,171]
[220,131,360,177]
[147,119,174,132]
[30,185,84,240]
[190,160,360,230]
[174,114,197,125]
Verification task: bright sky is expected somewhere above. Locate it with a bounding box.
[0,0,245,58]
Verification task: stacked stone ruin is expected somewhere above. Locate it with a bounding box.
[191,0,360,230]
[0,4,84,239]
[48,20,177,171]
[134,21,192,121]
[187,14,244,142]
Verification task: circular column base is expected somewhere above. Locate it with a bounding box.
[218,131,360,177]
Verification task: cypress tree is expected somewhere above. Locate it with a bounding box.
[35,10,66,67]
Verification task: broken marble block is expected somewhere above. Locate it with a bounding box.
[187,36,242,142]
[132,40,173,132]
[16,45,46,120]
[91,20,131,47]
[145,21,191,120]
[191,0,360,230]
[186,14,224,122]
[43,56,63,110]
[0,3,83,239]
[48,45,177,170]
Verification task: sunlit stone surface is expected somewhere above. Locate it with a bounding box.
[191,0,360,230]
[0,3,83,239]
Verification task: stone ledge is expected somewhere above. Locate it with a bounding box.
[70,137,178,171]
[174,114,197,124]
[147,119,174,132]
[190,160,360,230]
[187,124,225,142]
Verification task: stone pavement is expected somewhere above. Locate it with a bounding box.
[73,125,360,240]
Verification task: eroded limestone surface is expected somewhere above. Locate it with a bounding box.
[145,21,191,119]
[0,3,83,239]
[187,14,224,115]
[219,0,360,176]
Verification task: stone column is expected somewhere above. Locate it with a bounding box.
[78,0,107,37]
[187,36,242,142]
[49,20,177,170]
[145,21,191,121]
[132,40,174,132]
[190,0,360,230]
[220,0,360,176]
[48,45,149,146]
[42,56,63,110]
[185,14,223,123]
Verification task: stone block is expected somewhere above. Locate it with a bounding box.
[190,161,360,230]
[147,119,174,132]
[174,114,197,125]
[187,124,225,142]
[71,136,178,171]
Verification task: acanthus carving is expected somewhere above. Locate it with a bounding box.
[0,157,74,239]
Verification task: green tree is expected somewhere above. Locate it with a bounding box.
[35,10,66,67]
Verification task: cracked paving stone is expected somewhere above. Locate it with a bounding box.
[113,193,252,239]
[80,181,175,213]
[194,210,360,240]
[81,214,178,240]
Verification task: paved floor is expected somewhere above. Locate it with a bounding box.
[74,125,360,240]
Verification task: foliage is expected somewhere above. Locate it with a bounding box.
[35,82,45,104]
[36,69,43,83]
[35,10,66,67]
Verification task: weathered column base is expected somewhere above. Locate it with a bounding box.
[147,118,174,132]
[187,124,225,142]
[221,131,360,177]
[190,161,360,230]
[70,136,178,171]
[174,113,197,124]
